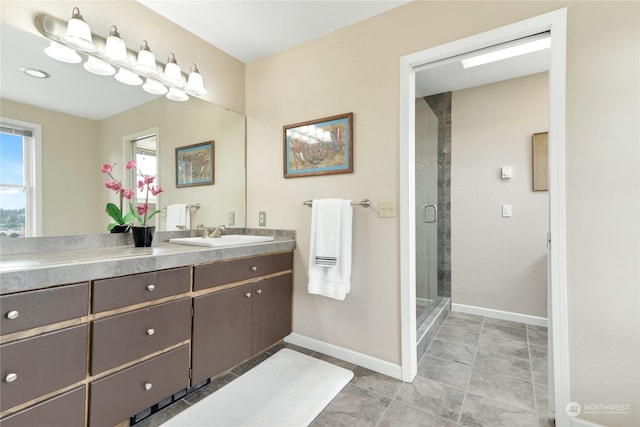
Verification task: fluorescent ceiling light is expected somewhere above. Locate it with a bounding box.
[462,36,551,68]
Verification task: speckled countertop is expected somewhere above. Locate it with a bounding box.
[0,229,296,295]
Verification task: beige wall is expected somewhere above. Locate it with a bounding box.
[0,0,245,114]
[1,99,103,235]
[245,2,639,426]
[451,73,549,318]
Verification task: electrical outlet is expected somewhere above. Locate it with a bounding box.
[228,211,235,226]
[378,200,397,218]
[258,211,266,227]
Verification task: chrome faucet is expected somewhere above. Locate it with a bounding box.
[206,225,226,238]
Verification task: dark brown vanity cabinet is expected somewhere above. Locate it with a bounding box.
[0,283,89,425]
[191,252,293,385]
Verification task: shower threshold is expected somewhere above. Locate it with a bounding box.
[417,297,451,362]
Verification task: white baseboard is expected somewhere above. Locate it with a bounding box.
[284,333,403,380]
[452,303,548,327]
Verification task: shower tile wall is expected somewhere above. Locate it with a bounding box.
[425,93,451,299]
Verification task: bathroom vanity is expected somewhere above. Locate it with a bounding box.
[0,230,295,426]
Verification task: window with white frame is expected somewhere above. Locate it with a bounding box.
[0,118,42,237]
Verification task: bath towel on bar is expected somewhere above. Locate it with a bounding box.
[308,199,353,300]
[166,204,190,231]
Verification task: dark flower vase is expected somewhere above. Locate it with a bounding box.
[132,226,155,247]
[110,224,131,233]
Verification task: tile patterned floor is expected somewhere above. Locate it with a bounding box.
[137,312,554,427]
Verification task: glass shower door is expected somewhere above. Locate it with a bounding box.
[415,98,439,327]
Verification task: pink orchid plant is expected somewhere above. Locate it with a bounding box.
[101,159,164,229]
[101,160,136,231]
[131,172,164,226]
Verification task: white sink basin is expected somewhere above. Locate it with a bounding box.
[169,234,274,248]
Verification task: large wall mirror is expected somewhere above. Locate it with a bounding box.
[0,22,246,237]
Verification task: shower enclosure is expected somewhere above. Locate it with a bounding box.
[415,93,452,359]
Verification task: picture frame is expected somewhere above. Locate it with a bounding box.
[175,141,214,188]
[532,132,548,191]
[283,112,353,178]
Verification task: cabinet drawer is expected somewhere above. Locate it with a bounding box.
[0,324,88,412]
[91,298,191,375]
[193,252,292,291]
[0,283,88,336]
[89,345,189,427]
[0,386,85,427]
[92,267,190,313]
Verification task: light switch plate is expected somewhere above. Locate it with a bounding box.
[258,211,266,226]
[228,211,235,226]
[379,200,397,218]
[501,166,513,179]
[502,204,512,217]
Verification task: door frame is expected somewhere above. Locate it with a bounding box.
[399,8,569,425]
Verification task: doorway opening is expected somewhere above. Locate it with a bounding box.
[399,8,569,426]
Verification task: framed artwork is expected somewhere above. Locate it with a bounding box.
[175,141,214,188]
[532,132,548,191]
[283,112,353,178]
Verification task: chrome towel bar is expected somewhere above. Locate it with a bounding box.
[303,199,370,208]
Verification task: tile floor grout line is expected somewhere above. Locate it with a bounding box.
[455,315,485,426]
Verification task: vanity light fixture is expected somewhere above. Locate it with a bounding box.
[35,10,207,102]
[64,7,94,51]
[134,40,158,75]
[142,78,168,95]
[44,41,81,63]
[104,26,128,64]
[461,34,551,68]
[84,56,116,76]
[185,64,207,96]
[115,67,143,86]
[162,53,185,87]
[166,87,189,102]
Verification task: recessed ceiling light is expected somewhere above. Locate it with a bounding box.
[20,68,50,79]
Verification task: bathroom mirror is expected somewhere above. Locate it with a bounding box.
[0,23,246,236]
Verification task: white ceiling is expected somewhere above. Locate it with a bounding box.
[137,0,411,64]
[0,1,548,120]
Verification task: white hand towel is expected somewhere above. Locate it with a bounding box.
[308,199,353,300]
[166,204,190,231]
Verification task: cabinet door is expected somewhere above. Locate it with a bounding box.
[252,274,292,354]
[91,298,191,375]
[0,386,85,427]
[191,285,252,385]
[0,324,88,412]
[0,283,88,335]
[89,345,189,427]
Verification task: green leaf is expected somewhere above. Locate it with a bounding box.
[146,209,162,222]
[105,203,124,224]
[130,202,143,224]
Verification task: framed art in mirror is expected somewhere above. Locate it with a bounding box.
[176,141,215,188]
[283,112,353,178]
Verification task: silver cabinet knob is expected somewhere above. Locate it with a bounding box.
[6,310,19,320]
[5,373,17,383]
[245,292,251,298]
[144,382,152,391]
[146,284,155,291]
[256,289,262,295]
[146,328,155,336]
[250,266,258,272]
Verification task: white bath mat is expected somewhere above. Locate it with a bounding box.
[161,348,353,427]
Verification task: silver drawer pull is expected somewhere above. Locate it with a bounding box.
[146,284,155,291]
[245,292,251,298]
[146,328,155,336]
[256,289,262,295]
[6,310,19,320]
[250,266,258,272]
[144,382,152,391]
[5,373,17,383]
